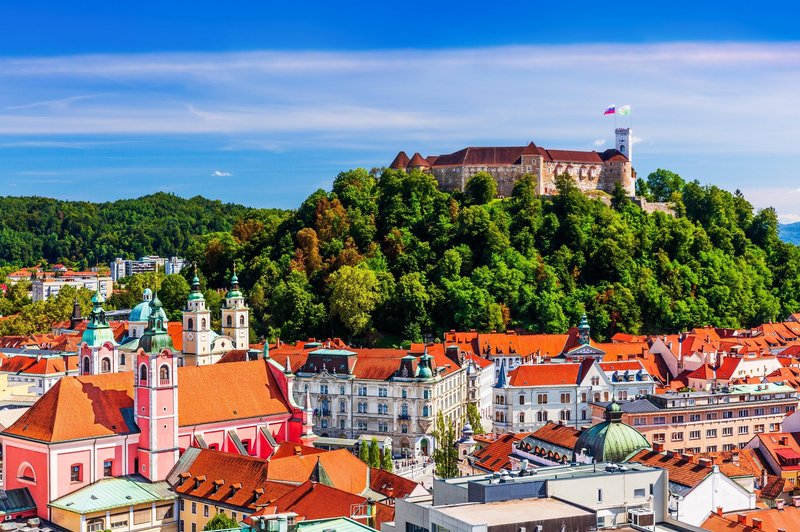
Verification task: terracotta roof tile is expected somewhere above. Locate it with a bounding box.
[525,422,581,450]
[508,364,581,386]
[471,433,531,472]
[628,449,712,488]
[368,467,421,499]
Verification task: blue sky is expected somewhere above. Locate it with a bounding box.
[1,1,799,221]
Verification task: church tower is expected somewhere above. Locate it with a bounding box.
[182,268,212,365]
[615,128,632,161]
[135,293,179,482]
[79,285,119,375]
[221,270,249,350]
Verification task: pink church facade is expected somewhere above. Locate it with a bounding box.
[1,349,313,519]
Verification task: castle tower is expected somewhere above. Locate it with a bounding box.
[79,285,119,375]
[221,270,249,350]
[182,269,212,365]
[134,293,179,482]
[615,128,632,162]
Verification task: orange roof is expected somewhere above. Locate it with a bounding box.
[369,467,420,499]
[255,481,394,527]
[704,506,800,532]
[177,360,292,427]
[701,513,754,531]
[167,322,183,351]
[270,441,327,460]
[3,372,135,443]
[526,422,580,450]
[628,449,713,488]
[267,449,368,494]
[171,449,291,509]
[596,342,649,359]
[753,433,800,472]
[471,433,531,472]
[22,355,77,375]
[4,359,293,443]
[508,363,582,386]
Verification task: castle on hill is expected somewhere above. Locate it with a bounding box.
[390,127,635,197]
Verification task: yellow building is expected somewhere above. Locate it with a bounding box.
[49,475,178,532]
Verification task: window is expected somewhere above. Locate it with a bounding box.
[379,387,388,397]
[70,464,82,483]
[706,429,717,438]
[738,409,748,417]
[755,424,765,433]
[188,318,194,330]
[17,463,35,483]
[82,357,90,374]
[120,353,126,366]
[671,415,684,424]
[339,419,345,430]
[689,430,700,440]
[160,365,170,383]
[537,394,548,404]
[358,386,367,396]
[706,412,718,420]
[537,411,548,422]
[201,318,207,329]
[723,427,733,436]
[339,385,345,395]
[634,417,646,426]
[320,384,329,394]
[378,421,388,432]
[423,389,431,400]
[597,489,603,502]
[560,393,571,403]
[519,412,525,423]
[226,315,233,327]
[723,411,733,419]
[139,364,148,383]
[321,419,328,429]
[422,405,430,417]
[653,416,666,425]
[401,424,408,433]
[519,395,525,405]
[103,460,113,477]
[339,401,346,413]
[771,407,781,414]
[689,414,701,422]
[706,445,718,453]
[671,432,684,441]
[191,502,196,514]
[755,408,765,416]
[634,488,646,498]
[653,433,665,443]
[87,518,106,532]
[402,390,407,399]
[559,410,571,421]
[770,423,781,432]
[723,444,736,451]
[739,426,749,435]
[239,315,245,326]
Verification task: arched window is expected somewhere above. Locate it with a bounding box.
[401,404,409,416]
[17,462,35,483]
[159,365,170,383]
[100,358,111,373]
[581,410,587,421]
[239,315,245,326]
[187,318,194,330]
[82,357,90,375]
[519,412,525,423]
[226,315,232,327]
[422,405,430,417]
[201,318,207,329]
[339,400,346,413]
[120,353,126,366]
[139,364,148,383]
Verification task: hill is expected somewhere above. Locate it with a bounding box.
[0,192,280,268]
[780,222,800,245]
[182,168,800,343]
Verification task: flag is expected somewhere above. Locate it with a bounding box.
[603,105,616,115]
[618,105,631,116]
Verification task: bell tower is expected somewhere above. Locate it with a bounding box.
[134,310,179,482]
[182,267,211,365]
[221,269,249,350]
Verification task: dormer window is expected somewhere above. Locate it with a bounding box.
[212,479,225,494]
[177,472,191,486]
[194,475,206,490]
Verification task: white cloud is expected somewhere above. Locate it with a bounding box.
[593,139,605,147]
[211,170,232,177]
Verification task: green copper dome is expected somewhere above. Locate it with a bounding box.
[188,271,205,302]
[225,269,243,299]
[130,288,168,322]
[415,349,435,379]
[137,291,175,354]
[574,401,650,463]
[82,287,116,347]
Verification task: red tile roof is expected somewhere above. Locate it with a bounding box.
[508,363,581,386]
[4,359,293,443]
[368,467,421,499]
[255,481,395,527]
[704,506,800,532]
[628,449,713,488]
[270,441,327,460]
[526,422,580,450]
[471,433,531,472]
[407,152,430,168]
[389,151,410,169]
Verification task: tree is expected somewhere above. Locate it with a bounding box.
[159,274,190,320]
[464,172,497,205]
[204,512,239,530]
[431,412,459,478]
[328,265,381,336]
[646,169,685,202]
[359,441,370,464]
[368,437,381,468]
[466,403,485,435]
[381,447,394,472]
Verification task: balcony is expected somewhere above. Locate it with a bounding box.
[398,414,411,421]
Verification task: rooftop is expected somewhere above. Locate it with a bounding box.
[432,497,592,526]
[49,475,174,514]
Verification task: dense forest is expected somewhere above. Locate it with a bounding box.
[184,168,799,343]
[1,169,798,343]
[0,192,263,268]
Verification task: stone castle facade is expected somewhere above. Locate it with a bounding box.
[390,128,635,197]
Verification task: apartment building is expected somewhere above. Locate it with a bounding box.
[590,383,799,454]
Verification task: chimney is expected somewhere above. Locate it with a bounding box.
[762,469,768,489]
[699,458,713,467]
[716,506,723,517]
[731,451,740,465]
[652,442,664,453]
[793,495,800,507]
[751,517,763,530]
[680,453,693,461]
[776,499,785,510]
[665,450,675,458]
[737,514,747,524]
[780,436,788,445]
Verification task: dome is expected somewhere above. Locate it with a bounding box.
[130,288,167,323]
[574,401,650,463]
[81,325,116,347]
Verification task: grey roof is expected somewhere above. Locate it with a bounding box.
[0,487,36,514]
[49,475,174,514]
[595,399,660,413]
